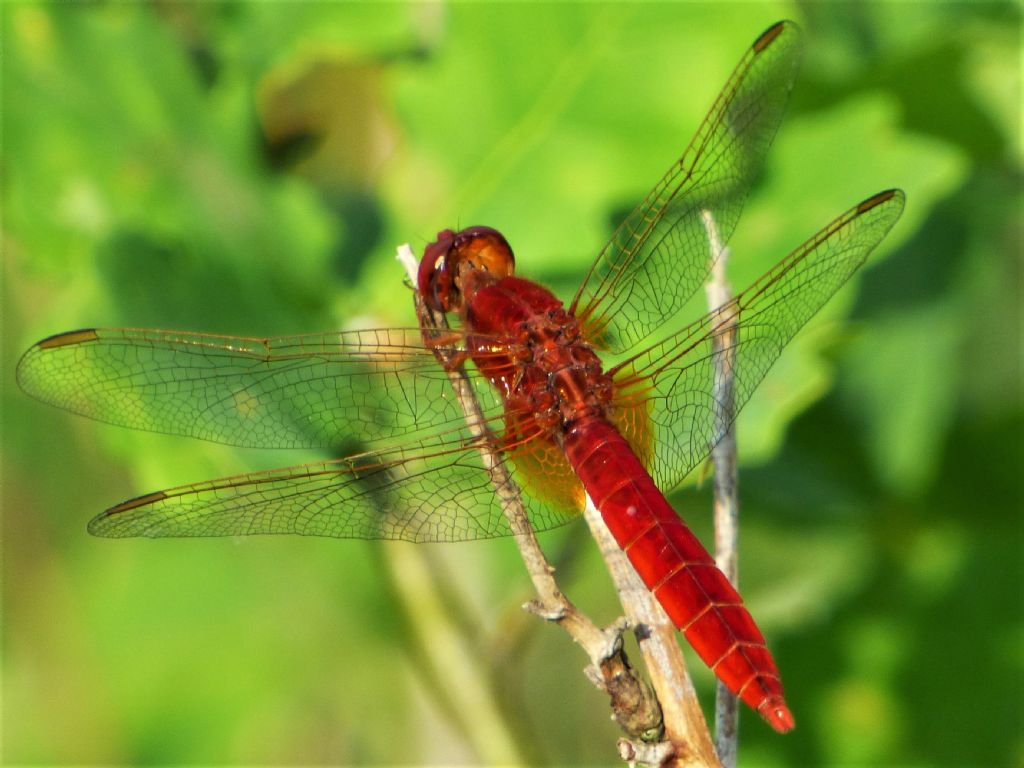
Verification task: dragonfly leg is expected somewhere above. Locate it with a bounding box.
[421,329,472,371]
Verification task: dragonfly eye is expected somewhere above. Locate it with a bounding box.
[419,230,457,312]
[452,227,515,281]
[420,226,515,313]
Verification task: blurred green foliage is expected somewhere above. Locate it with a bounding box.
[3,2,1020,766]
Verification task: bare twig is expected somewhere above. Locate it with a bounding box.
[396,244,664,750]
[701,210,740,768]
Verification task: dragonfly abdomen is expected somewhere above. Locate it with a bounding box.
[457,256,796,732]
[562,416,795,733]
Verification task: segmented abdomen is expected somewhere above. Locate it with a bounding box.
[562,417,794,732]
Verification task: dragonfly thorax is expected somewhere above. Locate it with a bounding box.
[464,276,615,434]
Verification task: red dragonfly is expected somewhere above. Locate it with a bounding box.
[18,21,903,734]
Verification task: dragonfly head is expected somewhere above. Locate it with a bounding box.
[419,226,515,312]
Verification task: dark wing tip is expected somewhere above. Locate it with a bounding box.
[88,491,169,537]
[856,188,906,214]
[753,20,798,53]
[17,329,102,396]
[36,328,100,350]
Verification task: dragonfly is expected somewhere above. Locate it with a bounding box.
[17,21,903,734]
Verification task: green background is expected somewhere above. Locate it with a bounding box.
[3,2,1019,765]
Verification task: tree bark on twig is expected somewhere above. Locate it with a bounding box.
[702,210,740,768]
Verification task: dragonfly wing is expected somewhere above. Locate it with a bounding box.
[87,428,580,542]
[571,21,802,354]
[16,327,507,452]
[611,190,905,490]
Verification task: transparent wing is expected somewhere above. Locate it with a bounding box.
[16,326,510,453]
[570,21,802,353]
[87,423,580,542]
[18,326,587,541]
[611,190,905,490]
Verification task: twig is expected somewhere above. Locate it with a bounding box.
[396,244,665,752]
[701,210,740,768]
